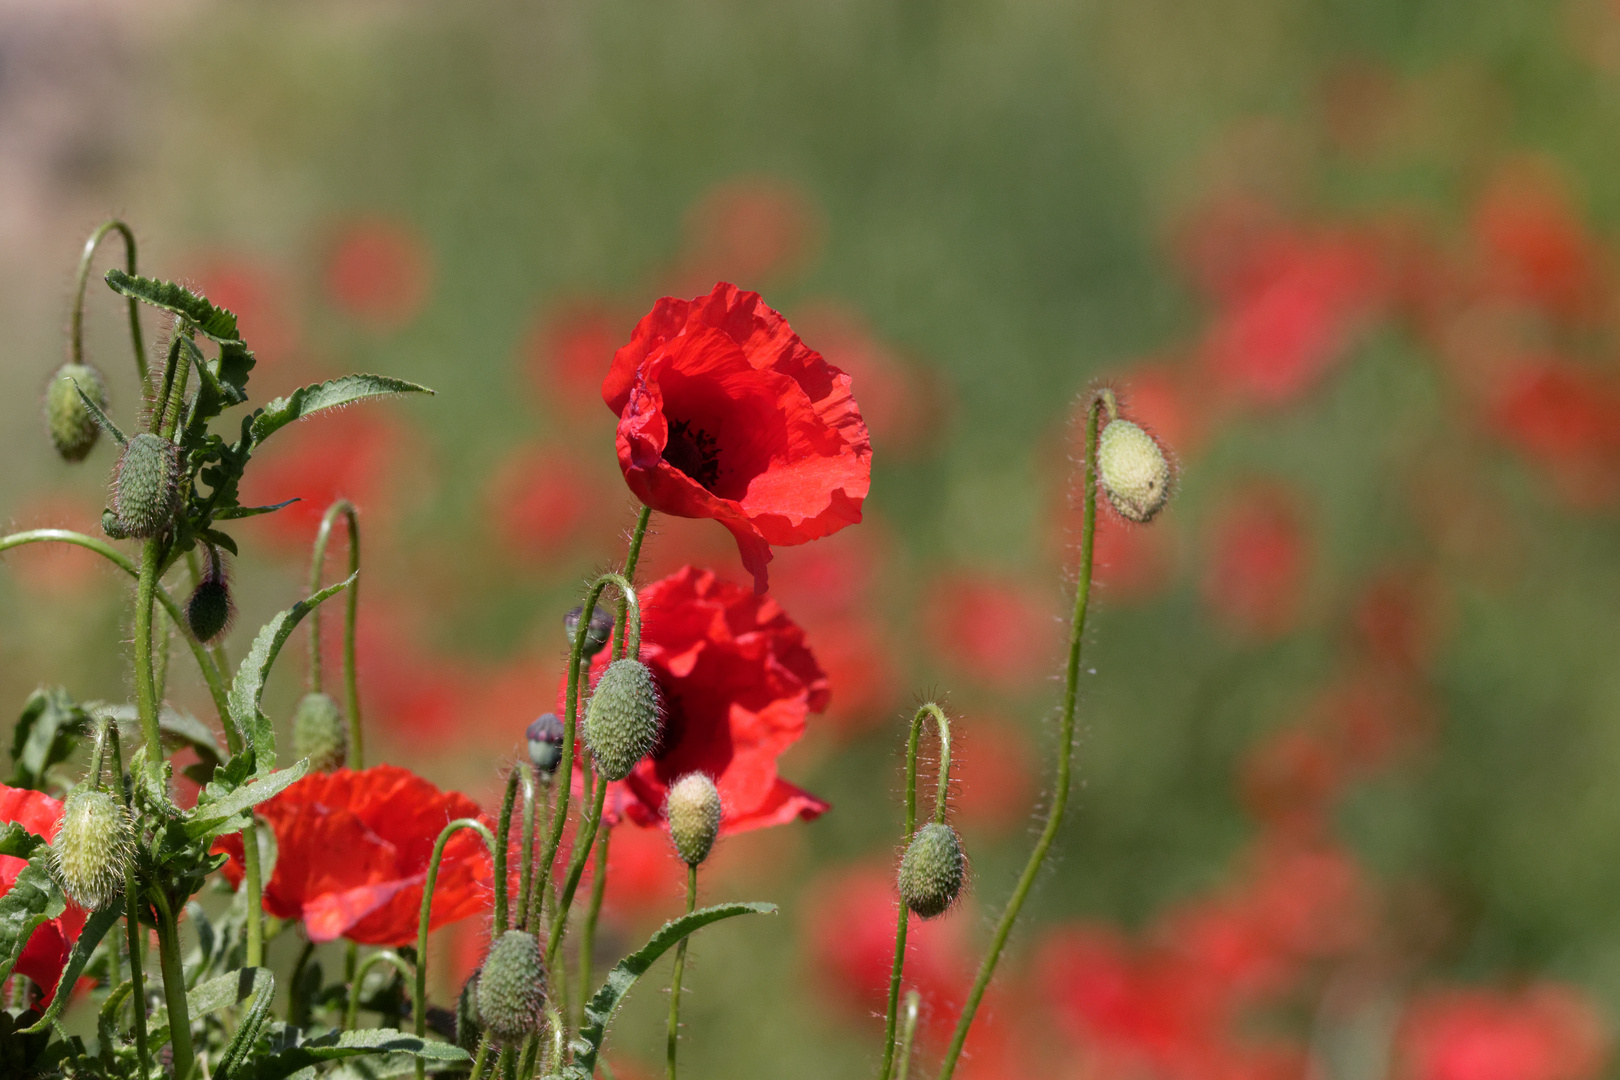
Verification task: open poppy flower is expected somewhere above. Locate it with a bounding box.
[0,784,87,1006]
[602,283,872,593]
[213,765,492,945]
[564,565,829,834]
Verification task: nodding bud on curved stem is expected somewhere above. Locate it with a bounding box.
[292,691,347,772]
[526,713,566,778]
[185,545,234,644]
[46,363,107,463]
[1097,417,1173,524]
[899,822,966,919]
[52,788,134,911]
[564,604,614,658]
[584,659,660,781]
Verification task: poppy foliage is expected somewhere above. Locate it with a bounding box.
[603,282,872,592]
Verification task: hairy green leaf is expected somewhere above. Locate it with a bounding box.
[561,902,777,1078]
[20,905,122,1032]
[71,380,127,446]
[214,499,299,520]
[231,1028,471,1080]
[105,269,240,343]
[0,823,46,861]
[8,687,86,791]
[250,374,434,444]
[0,854,66,985]
[229,572,357,774]
[150,967,275,1064]
[185,758,310,840]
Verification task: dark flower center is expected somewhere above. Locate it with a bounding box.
[662,419,721,491]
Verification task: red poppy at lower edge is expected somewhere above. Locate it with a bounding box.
[564,565,830,835]
[0,784,86,1006]
[603,283,872,593]
[215,765,492,945]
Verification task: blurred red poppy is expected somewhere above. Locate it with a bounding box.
[485,442,603,561]
[0,784,86,1007]
[565,565,830,834]
[1397,984,1609,1080]
[1203,486,1310,638]
[523,300,630,420]
[603,283,872,593]
[672,177,821,292]
[1487,361,1620,508]
[214,765,492,945]
[192,255,302,365]
[1473,161,1605,322]
[241,410,410,549]
[922,573,1058,689]
[325,217,434,332]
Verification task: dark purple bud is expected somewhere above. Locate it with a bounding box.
[563,604,614,657]
[526,713,566,777]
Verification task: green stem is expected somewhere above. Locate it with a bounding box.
[133,536,165,785]
[528,782,554,935]
[895,990,921,1080]
[666,863,698,1080]
[880,704,951,1080]
[517,769,538,931]
[494,767,523,934]
[415,819,498,1080]
[344,950,413,1029]
[72,220,146,386]
[934,391,1107,1080]
[546,779,607,976]
[243,823,264,968]
[124,881,149,1076]
[576,827,611,1032]
[152,890,194,1080]
[288,939,316,1026]
[153,603,173,710]
[468,1033,492,1080]
[613,506,653,661]
[308,500,363,767]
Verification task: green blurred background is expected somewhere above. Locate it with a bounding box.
[6,1,1620,1077]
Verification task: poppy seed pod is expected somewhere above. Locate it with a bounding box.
[665,772,721,866]
[526,713,566,778]
[1096,419,1172,524]
[475,930,547,1046]
[564,604,615,658]
[46,362,107,462]
[584,659,660,781]
[455,970,483,1053]
[113,433,182,538]
[898,822,966,920]
[52,788,134,911]
[292,691,347,772]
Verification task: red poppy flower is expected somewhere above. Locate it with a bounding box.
[922,572,1059,689]
[1397,984,1609,1080]
[1487,361,1620,509]
[214,765,492,945]
[0,784,87,1006]
[325,217,434,332]
[564,565,829,834]
[602,283,872,593]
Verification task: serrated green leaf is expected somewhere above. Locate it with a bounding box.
[185,758,310,840]
[105,269,240,343]
[214,499,299,520]
[19,905,122,1032]
[8,687,86,790]
[70,380,127,446]
[249,375,434,445]
[0,854,66,985]
[560,902,776,1079]
[0,823,45,861]
[231,1028,471,1080]
[228,572,357,774]
[150,967,275,1060]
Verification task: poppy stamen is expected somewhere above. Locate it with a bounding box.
[663,419,722,491]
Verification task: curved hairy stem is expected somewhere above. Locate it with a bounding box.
[72,220,147,386]
[935,390,1109,1080]
[344,949,413,1030]
[879,704,952,1080]
[613,506,652,661]
[308,500,363,767]
[665,863,698,1080]
[415,818,498,1080]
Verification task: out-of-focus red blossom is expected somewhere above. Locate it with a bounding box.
[1089,506,1177,600]
[1317,674,1432,774]
[1398,985,1609,1080]
[1486,362,1620,508]
[240,410,409,548]
[523,299,631,420]
[191,255,301,364]
[214,765,491,945]
[1240,726,1345,837]
[337,603,472,747]
[793,302,944,456]
[1203,486,1310,638]
[3,493,104,598]
[1111,364,1210,460]
[485,443,604,561]
[1354,567,1450,672]
[325,217,433,332]
[0,784,85,1007]
[796,618,899,737]
[948,716,1036,833]
[672,176,820,291]
[1238,839,1372,961]
[602,282,872,593]
[922,573,1058,689]
[805,864,969,1034]
[565,565,830,834]
[1472,162,1606,322]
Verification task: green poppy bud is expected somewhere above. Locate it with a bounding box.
[526,713,566,778]
[1096,419,1172,524]
[101,508,129,540]
[665,772,721,867]
[52,788,134,911]
[45,363,107,462]
[475,930,547,1046]
[897,822,966,920]
[112,433,181,538]
[292,691,347,772]
[584,659,660,782]
[564,604,614,657]
[456,970,483,1053]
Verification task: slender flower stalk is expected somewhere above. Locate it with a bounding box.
[151,889,194,1080]
[344,950,413,1029]
[879,704,952,1080]
[309,499,364,767]
[101,721,150,1078]
[895,991,921,1080]
[71,219,147,386]
[666,863,699,1080]
[517,767,538,931]
[494,766,524,934]
[577,828,611,1030]
[415,818,498,1080]
[934,389,1114,1080]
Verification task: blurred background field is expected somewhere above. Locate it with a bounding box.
[7,1,1620,1077]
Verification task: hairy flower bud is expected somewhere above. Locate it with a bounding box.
[52,788,134,910]
[456,970,483,1053]
[475,930,547,1046]
[584,659,660,781]
[526,713,566,778]
[665,772,721,866]
[185,550,234,644]
[564,604,614,657]
[112,433,182,538]
[1096,418,1172,524]
[897,822,966,920]
[292,692,347,772]
[46,362,107,462]
[101,508,129,540]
